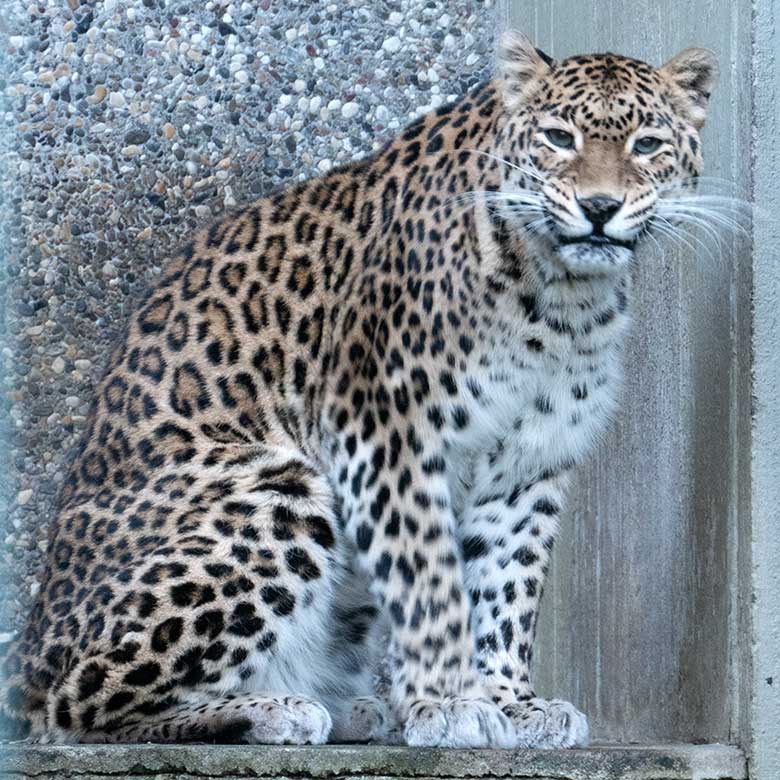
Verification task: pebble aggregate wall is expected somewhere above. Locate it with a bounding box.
[0,0,498,633]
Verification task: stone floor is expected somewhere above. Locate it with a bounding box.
[0,743,748,780]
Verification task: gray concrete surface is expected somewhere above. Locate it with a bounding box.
[747,1,780,779]
[504,0,754,748]
[0,743,748,780]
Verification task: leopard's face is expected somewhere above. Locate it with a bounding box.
[496,34,719,276]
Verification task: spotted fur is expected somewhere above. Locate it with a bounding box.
[2,34,718,747]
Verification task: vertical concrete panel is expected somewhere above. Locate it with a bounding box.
[749,1,780,776]
[502,1,752,743]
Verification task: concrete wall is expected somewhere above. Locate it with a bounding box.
[502,0,754,748]
[748,2,780,778]
[503,0,780,768]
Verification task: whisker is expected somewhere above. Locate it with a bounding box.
[674,216,728,253]
[445,190,544,209]
[485,204,545,221]
[653,176,759,257]
[650,215,721,263]
[658,193,753,213]
[523,216,550,235]
[642,228,665,258]
[656,203,749,238]
[651,217,706,255]
[652,223,710,262]
[656,183,757,221]
[658,175,748,195]
[461,149,547,184]
[665,212,746,242]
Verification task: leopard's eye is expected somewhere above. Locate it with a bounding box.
[633,136,664,155]
[543,128,575,150]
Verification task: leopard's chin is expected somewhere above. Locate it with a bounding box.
[555,239,634,276]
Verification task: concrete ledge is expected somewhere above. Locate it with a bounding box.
[0,743,746,780]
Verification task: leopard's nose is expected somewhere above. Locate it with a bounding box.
[578,195,622,232]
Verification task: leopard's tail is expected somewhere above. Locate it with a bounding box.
[0,635,37,741]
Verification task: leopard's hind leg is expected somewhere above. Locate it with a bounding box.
[40,445,347,744]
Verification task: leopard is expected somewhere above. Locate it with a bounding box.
[1,32,718,749]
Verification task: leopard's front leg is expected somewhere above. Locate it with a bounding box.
[459,471,589,748]
[349,454,515,748]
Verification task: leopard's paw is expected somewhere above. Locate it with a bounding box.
[330,695,396,743]
[404,697,516,748]
[504,698,588,749]
[243,695,333,745]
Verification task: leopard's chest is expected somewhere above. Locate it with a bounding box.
[449,333,623,483]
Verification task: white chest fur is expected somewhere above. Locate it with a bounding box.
[447,278,631,499]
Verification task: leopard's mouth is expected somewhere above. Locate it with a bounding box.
[515,214,637,275]
[557,234,636,250]
[518,215,636,253]
[554,234,635,274]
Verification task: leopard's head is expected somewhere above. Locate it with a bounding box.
[494,32,719,276]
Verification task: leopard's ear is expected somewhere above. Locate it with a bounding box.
[498,31,554,110]
[659,48,719,128]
